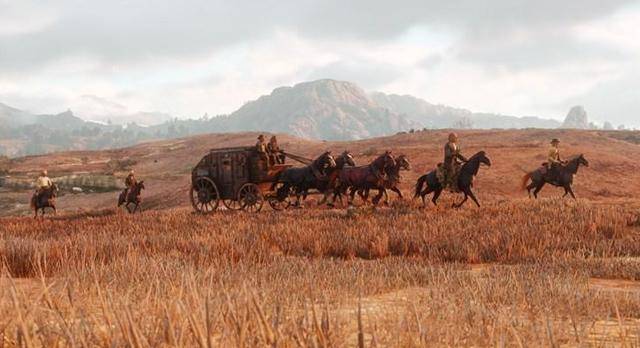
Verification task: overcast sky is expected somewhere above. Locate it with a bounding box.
[1,0,639,126]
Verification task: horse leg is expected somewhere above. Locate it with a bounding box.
[432,188,442,206]
[336,190,345,207]
[533,182,545,199]
[565,185,577,200]
[391,186,403,199]
[318,191,328,205]
[466,188,481,207]
[526,182,536,198]
[372,188,385,205]
[419,186,433,207]
[348,187,357,206]
[358,189,369,203]
[453,193,468,208]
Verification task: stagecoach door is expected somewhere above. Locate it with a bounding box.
[219,152,248,198]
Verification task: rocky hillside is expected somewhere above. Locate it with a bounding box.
[370,93,561,129]
[223,80,418,140]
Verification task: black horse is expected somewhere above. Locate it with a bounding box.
[521,154,589,199]
[276,151,336,207]
[31,183,59,218]
[414,151,491,208]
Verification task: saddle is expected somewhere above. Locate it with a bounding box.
[538,163,563,185]
[436,163,461,192]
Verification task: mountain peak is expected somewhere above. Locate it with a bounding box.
[562,106,589,129]
[227,80,416,140]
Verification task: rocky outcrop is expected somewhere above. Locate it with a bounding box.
[562,106,589,129]
[224,79,418,140]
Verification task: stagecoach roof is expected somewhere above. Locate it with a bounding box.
[208,146,255,153]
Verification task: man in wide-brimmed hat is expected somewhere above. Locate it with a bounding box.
[255,134,267,154]
[123,169,137,200]
[547,138,564,183]
[267,135,285,165]
[35,170,52,194]
[441,132,467,190]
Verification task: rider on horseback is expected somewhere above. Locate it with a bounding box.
[441,133,467,190]
[123,170,137,200]
[547,138,565,184]
[35,170,53,194]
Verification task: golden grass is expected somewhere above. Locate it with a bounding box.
[2,199,640,346]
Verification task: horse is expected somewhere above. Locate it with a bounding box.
[316,150,356,206]
[336,151,396,206]
[521,154,589,199]
[414,151,491,208]
[31,183,59,218]
[118,181,145,213]
[356,154,411,205]
[275,151,337,207]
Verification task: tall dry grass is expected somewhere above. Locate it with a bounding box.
[1,199,640,346]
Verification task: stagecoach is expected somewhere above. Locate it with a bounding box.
[190,146,296,213]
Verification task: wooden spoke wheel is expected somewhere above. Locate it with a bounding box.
[222,197,243,210]
[267,182,291,211]
[190,177,220,213]
[238,183,264,213]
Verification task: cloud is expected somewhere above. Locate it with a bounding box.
[0,0,639,127]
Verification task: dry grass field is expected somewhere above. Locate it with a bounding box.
[2,129,640,346]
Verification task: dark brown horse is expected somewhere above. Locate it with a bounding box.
[521,154,589,199]
[31,183,59,218]
[317,150,356,206]
[357,154,411,205]
[118,181,145,213]
[336,151,396,206]
[414,151,491,208]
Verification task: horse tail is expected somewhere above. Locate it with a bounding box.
[520,172,532,191]
[414,174,428,199]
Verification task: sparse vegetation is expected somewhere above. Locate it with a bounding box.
[2,199,640,346]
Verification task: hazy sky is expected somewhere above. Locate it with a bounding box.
[1,0,639,126]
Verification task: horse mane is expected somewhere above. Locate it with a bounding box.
[469,151,486,160]
[567,154,583,161]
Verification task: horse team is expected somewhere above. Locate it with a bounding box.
[274,149,494,209]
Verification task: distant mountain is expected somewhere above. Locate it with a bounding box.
[1,79,594,157]
[0,103,37,127]
[562,106,590,129]
[370,93,561,129]
[223,80,418,140]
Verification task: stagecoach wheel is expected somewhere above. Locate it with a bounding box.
[222,198,242,210]
[267,182,291,211]
[190,177,220,213]
[238,183,264,213]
